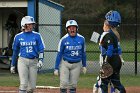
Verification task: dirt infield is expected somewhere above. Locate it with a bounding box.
[0,86,140,93]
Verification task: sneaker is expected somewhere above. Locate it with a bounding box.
[93,84,98,93]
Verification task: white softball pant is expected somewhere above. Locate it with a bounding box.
[60,60,82,89]
[18,57,38,92]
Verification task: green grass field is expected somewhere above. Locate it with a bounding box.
[86,39,140,61]
[0,73,140,88]
[0,40,139,89]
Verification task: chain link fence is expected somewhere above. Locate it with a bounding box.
[0,1,139,92]
[37,0,140,75]
[38,23,140,75]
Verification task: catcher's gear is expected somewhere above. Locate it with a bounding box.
[93,83,102,93]
[105,10,121,23]
[99,54,104,67]
[105,10,121,27]
[10,66,16,74]
[100,62,113,78]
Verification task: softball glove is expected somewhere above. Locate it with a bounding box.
[100,62,113,78]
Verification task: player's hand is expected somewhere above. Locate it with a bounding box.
[82,67,87,74]
[10,66,15,74]
[54,69,59,76]
[121,57,125,65]
[37,60,43,69]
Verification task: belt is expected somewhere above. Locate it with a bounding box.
[20,56,38,59]
[28,57,38,59]
[112,53,119,55]
[68,62,80,64]
[63,59,80,64]
[67,61,80,64]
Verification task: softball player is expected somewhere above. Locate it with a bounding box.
[10,16,45,93]
[93,29,124,93]
[98,10,126,93]
[54,20,87,93]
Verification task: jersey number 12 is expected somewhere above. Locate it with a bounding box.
[26,46,33,53]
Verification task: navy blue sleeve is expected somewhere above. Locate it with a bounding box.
[104,34,114,57]
[55,52,63,69]
[106,45,113,57]
[82,38,86,67]
[118,45,122,55]
[11,36,20,66]
[55,39,64,70]
[12,36,19,51]
[99,45,106,56]
[11,50,19,66]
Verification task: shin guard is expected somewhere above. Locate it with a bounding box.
[69,88,76,93]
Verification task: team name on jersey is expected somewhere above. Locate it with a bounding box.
[66,45,82,50]
[20,41,37,46]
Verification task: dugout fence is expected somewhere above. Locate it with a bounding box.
[36,0,140,75]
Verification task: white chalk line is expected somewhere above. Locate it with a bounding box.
[0,86,59,93]
[36,86,60,89]
[0,91,50,93]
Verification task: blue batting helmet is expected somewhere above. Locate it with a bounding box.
[105,10,121,27]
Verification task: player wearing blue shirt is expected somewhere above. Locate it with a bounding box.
[10,16,45,93]
[54,20,87,93]
[95,10,126,93]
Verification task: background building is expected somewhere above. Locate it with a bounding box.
[0,0,64,71]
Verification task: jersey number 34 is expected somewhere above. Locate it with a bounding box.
[71,51,79,56]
